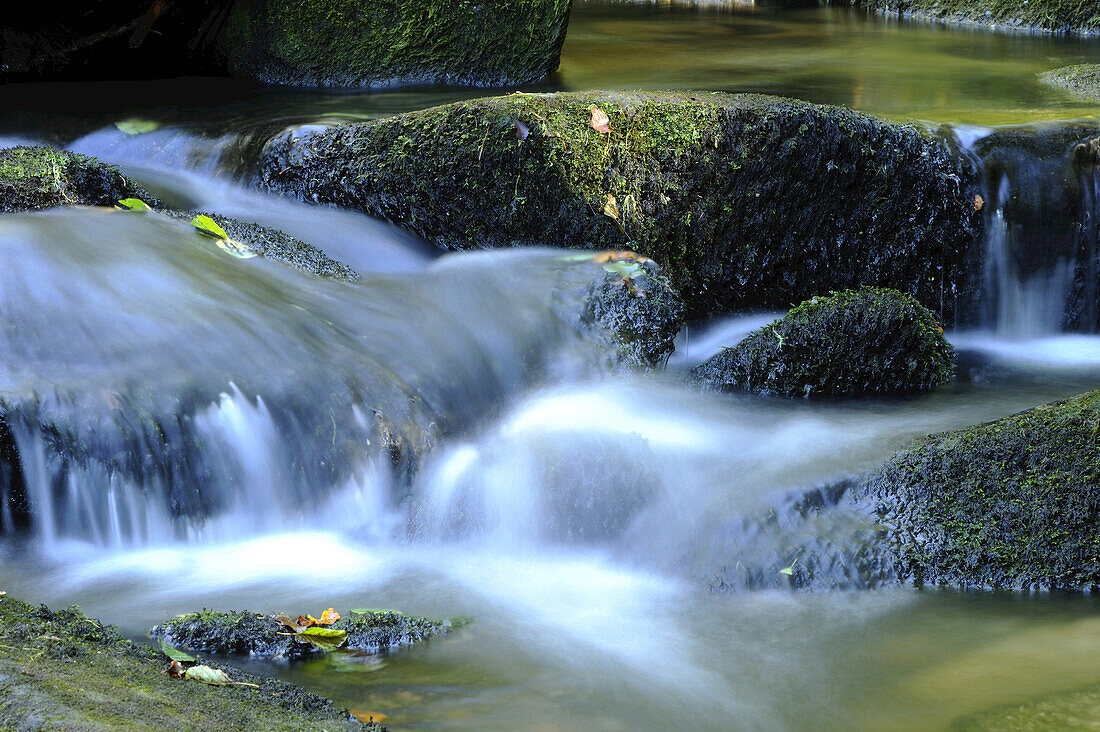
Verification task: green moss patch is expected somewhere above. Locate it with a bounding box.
[859,390,1100,590]
[0,596,375,731]
[852,0,1100,34]
[691,288,955,398]
[222,0,573,87]
[954,682,1100,730]
[0,146,151,213]
[1041,64,1100,103]
[260,90,980,321]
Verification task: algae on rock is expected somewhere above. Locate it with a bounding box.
[1040,64,1100,102]
[691,288,956,398]
[845,0,1100,35]
[222,0,573,87]
[0,146,153,213]
[259,91,980,322]
[858,390,1100,591]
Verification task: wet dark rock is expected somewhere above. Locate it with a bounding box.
[221,0,573,87]
[0,146,154,213]
[258,90,981,323]
[0,596,377,731]
[581,258,685,369]
[691,288,956,398]
[847,0,1100,35]
[1042,64,1100,103]
[152,609,448,659]
[856,390,1100,591]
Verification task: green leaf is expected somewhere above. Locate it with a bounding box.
[116,198,152,212]
[779,566,794,576]
[184,665,232,685]
[159,638,195,663]
[215,238,258,260]
[602,260,645,280]
[299,626,346,639]
[114,118,160,136]
[191,215,229,240]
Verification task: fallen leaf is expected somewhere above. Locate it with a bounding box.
[275,615,301,632]
[591,250,649,265]
[974,194,985,212]
[514,119,529,140]
[165,660,185,678]
[116,198,152,212]
[602,260,646,280]
[603,194,620,221]
[295,614,315,629]
[159,638,195,663]
[191,214,229,240]
[0,591,6,597]
[299,626,346,639]
[351,710,388,723]
[114,118,160,136]
[185,665,233,685]
[589,105,610,134]
[317,608,341,626]
[215,238,258,260]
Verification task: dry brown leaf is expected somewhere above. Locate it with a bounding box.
[973,194,985,212]
[165,660,185,678]
[589,105,610,134]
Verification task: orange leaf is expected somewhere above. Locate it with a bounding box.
[351,710,388,723]
[296,614,315,629]
[591,250,650,264]
[589,105,610,134]
[165,660,185,678]
[318,608,341,625]
[973,194,985,212]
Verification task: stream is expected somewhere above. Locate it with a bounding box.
[2,2,1100,730]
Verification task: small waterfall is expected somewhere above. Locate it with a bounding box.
[968,123,1100,337]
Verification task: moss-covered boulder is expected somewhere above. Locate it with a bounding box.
[1041,64,1100,102]
[0,146,152,213]
[221,0,573,87]
[858,390,1100,591]
[691,288,956,398]
[152,608,448,659]
[0,596,376,730]
[258,91,980,322]
[848,0,1100,35]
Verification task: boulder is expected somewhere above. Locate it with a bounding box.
[221,0,573,87]
[0,146,151,213]
[258,91,980,322]
[858,390,1100,591]
[847,0,1100,35]
[1041,64,1100,103]
[691,288,956,398]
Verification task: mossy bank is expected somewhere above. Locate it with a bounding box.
[259,91,981,322]
[221,0,573,87]
[858,390,1100,591]
[692,288,956,398]
[0,596,378,731]
[842,0,1100,35]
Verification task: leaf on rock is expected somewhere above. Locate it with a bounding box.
[317,608,341,625]
[215,238,258,260]
[114,118,160,136]
[973,194,985,212]
[116,198,152,212]
[165,660,185,678]
[185,665,233,685]
[602,260,645,280]
[588,105,611,134]
[299,626,346,639]
[159,638,195,663]
[191,215,229,240]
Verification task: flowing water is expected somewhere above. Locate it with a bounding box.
[3,2,1100,730]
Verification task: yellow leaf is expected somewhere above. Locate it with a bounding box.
[603,194,620,221]
[588,105,610,134]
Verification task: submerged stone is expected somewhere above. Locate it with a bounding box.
[0,596,377,731]
[1041,64,1100,103]
[857,390,1100,591]
[691,288,956,398]
[258,90,981,322]
[151,609,448,659]
[955,682,1100,730]
[221,0,573,87]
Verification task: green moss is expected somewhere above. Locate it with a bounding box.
[954,682,1100,730]
[851,0,1100,34]
[222,0,573,87]
[692,287,956,397]
[0,146,150,213]
[860,390,1100,590]
[0,596,375,730]
[260,90,980,322]
[1040,64,1100,102]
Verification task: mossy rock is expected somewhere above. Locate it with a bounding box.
[221,0,573,87]
[0,146,152,213]
[954,682,1100,730]
[691,288,956,398]
[1041,64,1100,103]
[152,608,448,659]
[0,596,377,731]
[259,91,980,322]
[858,390,1100,591]
[848,0,1100,35]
